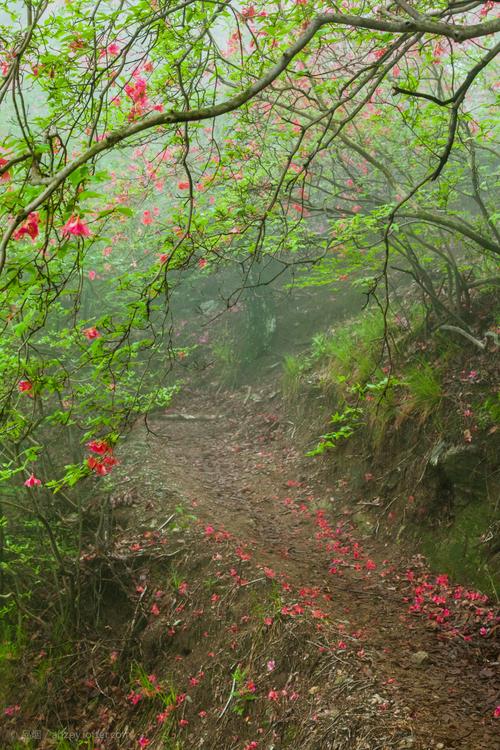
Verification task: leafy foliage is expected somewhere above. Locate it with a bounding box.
[306,406,364,456]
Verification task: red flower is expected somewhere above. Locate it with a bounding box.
[82,327,101,340]
[141,210,153,225]
[87,454,118,476]
[61,215,91,237]
[13,212,40,241]
[87,439,112,455]
[18,380,33,393]
[24,473,41,487]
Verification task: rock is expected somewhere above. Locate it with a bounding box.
[440,445,482,484]
[429,442,483,488]
[410,650,430,666]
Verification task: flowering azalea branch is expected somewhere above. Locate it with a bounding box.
[1,9,498,273]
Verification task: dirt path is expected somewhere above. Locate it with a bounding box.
[122,383,499,749]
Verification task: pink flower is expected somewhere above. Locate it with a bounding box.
[241,6,256,19]
[494,705,500,718]
[141,210,153,225]
[150,603,160,616]
[24,473,41,487]
[266,659,275,672]
[4,704,20,717]
[267,689,279,701]
[235,547,251,561]
[178,181,189,190]
[107,43,120,55]
[82,327,101,340]
[198,258,207,269]
[480,0,494,16]
[127,690,142,705]
[125,77,148,105]
[18,380,33,393]
[88,270,96,281]
[311,609,327,619]
[13,212,40,241]
[61,215,91,238]
[138,737,150,748]
[159,253,169,264]
[157,705,174,723]
[436,574,449,586]
[178,581,188,595]
[179,719,189,727]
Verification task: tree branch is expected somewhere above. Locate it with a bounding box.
[1,11,498,274]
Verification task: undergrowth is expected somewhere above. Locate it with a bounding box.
[281,294,500,594]
[282,303,454,453]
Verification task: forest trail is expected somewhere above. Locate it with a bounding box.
[121,382,499,750]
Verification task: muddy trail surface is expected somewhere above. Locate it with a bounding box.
[120,383,499,750]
